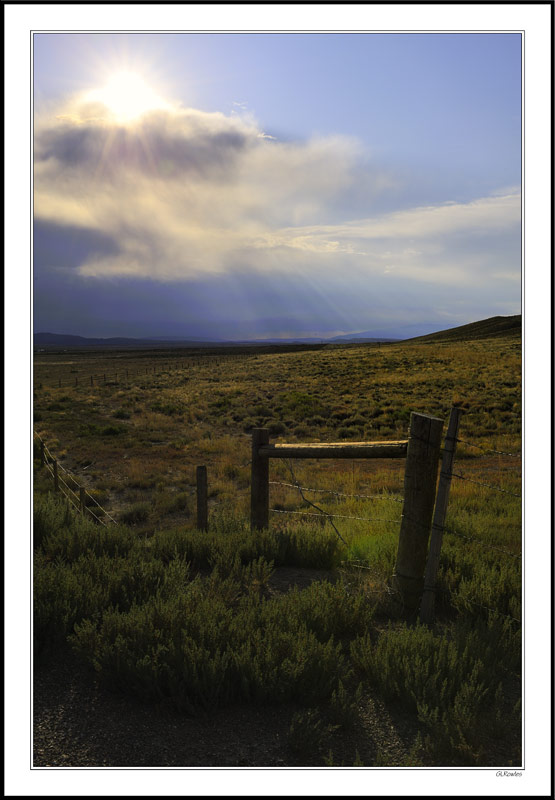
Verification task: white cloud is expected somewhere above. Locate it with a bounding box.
[34,97,521,292]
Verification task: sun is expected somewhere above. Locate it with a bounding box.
[86,70,169,122]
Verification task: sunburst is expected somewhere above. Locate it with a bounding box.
[85,70,169,123]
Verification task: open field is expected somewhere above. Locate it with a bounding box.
[33,331,522,767]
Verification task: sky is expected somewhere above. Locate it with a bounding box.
[33,32,522,340]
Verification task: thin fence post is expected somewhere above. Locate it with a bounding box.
[75,377,78,386]
[393,412,444,612]
[420,407,463,624]
[53,459,59,492]
[80,486,86,515]
[196,466,208,531]
[40,440,45,467]
[251,428,270,530]
[91,375,93,386]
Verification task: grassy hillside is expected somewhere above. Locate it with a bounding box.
[406,314,521,343]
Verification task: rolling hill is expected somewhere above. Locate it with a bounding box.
[404,314,521,343]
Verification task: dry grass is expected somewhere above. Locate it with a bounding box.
[33,335,521,533]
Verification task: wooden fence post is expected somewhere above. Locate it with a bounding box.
[251,428,270,530]
[80,486,86,515]
[53,460,59,492]
[90,375,93,386]
[196,466,208,531]
[419,406,462,624]
[393,412,443,611]
[40,440,45,467]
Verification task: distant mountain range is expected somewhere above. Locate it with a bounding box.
[33,331,401,348]
[33,315,521,349]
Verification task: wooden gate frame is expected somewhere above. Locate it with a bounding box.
[251,411,444,610]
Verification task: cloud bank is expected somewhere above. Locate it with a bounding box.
[34,95,521,337]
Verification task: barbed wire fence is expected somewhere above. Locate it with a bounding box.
[34,417,522,626]
[33,353,257,390]
[444,525,521,558]
[252,425,521,626]
[266,452,521,626]
[34,432,116,526]
[418,421,522,625]
[440,431,522,555]
[267,451,406,543]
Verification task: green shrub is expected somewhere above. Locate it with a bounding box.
[101,425,125,436]
[34,551,110,655]
[337,426,362,439]
[119,502,150,525]
[351,615,521,764]
[150,402,184,416]
[83,488,109,508]
[35,494,135,561]
[153,491,190,517]
[71,577,347,712]
[277,391,327,422]
[34,542,191,657]
[33,493,74,550]
[328,680,363,730]
[292,425,309,438]
[287,709,329,759]
[149,521,341,572]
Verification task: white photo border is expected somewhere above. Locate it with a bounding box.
[5,3,552,797]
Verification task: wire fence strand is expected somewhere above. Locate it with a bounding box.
[451,472,522,498]
[444,526,522,558]
[35,432,116,524]
[284,459,347,544]
[270,508,401,524]
[269,480,403,503]
[58,474,81,503]
[85,506,108,526]
[57,483,81,514]
[456,438,521,458]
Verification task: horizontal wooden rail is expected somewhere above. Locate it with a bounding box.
[257,441,408,460]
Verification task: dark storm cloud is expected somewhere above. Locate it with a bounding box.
[36,109,252,179]
[33,265,512,341]
[34,219,120,271]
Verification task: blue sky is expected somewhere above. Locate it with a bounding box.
[33,32,522,339]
